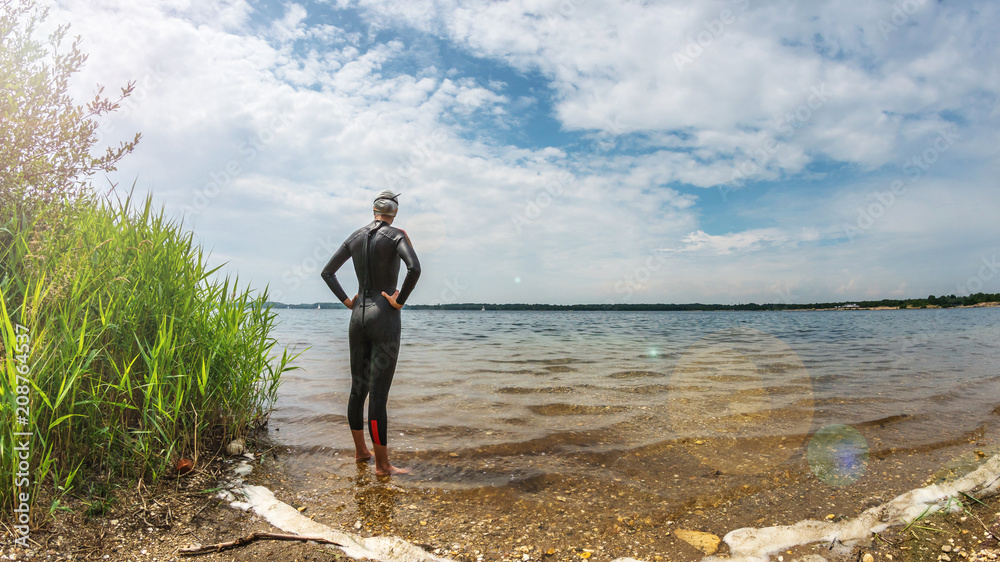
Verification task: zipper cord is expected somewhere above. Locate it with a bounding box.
[361,220,384,325]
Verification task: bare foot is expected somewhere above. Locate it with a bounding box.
[351,430,373,462]
[375,464,410,476]
[372,443,408,476]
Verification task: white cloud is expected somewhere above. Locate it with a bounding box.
[662,227,819,256]
[350,0,1000,186]
[42,0,1000,304]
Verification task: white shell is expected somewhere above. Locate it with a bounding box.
[226,439,245,456]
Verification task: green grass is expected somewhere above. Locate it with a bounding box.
[0,189,296,515]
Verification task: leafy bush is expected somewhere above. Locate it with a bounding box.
[0,0,293,515]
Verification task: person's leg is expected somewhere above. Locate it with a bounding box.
[347,306,373,461]
[367,302,406,475]
[351,429,372,462]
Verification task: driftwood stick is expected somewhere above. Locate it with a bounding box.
[178,531,342,556]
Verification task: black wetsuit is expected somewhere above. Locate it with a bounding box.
[321,220,420,447]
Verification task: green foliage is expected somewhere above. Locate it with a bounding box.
[0,0,294,518]
[1,0,139,224]
[0,189,295,514]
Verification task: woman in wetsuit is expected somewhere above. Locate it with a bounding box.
[320,191,420,476]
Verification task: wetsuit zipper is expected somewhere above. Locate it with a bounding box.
[361,221,384,325]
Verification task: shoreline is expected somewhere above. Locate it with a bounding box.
[3,430,999,561]
[271,300,1000,313]
[782,302,1000,312]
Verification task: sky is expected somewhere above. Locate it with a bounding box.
[49,0,1000,305]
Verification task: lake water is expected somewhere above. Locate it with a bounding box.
[269,308,999,459]
[257,308,1000,560]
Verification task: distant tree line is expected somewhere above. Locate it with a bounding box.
[266,293,1000,311]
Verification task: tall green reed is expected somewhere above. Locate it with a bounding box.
[1,189,294,515]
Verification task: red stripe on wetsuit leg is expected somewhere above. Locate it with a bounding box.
[371,420,382,446]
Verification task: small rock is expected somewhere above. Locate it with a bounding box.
[863,554,874,562]
[226,439,245,456]
[943,545,954,552]
[674,529,721,555]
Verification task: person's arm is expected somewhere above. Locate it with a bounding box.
[320,242,353,307]
[382,231,420,308]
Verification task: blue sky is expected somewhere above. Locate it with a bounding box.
[53,0,1000,304]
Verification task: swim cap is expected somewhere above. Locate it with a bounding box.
[373,190,400,216]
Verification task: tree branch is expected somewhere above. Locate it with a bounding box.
[178,531,342,556]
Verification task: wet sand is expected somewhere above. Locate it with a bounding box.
[245,410,1000,561]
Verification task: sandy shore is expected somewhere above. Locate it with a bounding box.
[3,421,1000,561]
[784,302,1000,311]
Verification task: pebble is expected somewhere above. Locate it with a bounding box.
[863,554,874,562]
[674,529,721,555]
[944,545,954,552]
[225,439,245,456]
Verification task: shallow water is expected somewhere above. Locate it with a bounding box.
[259,308,1000,559]
[269,309,999,460]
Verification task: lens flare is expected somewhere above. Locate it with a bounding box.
[669,327,814,475]
[807,424,869,486]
